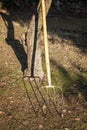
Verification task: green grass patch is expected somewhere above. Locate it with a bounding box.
[51,67,87,91]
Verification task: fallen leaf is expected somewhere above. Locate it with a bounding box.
[61,113,64,118]
[39,124,43,129]
[62,109,67,113]
[65,128,69,130]
[68,111,71,113]
[42,105,47,114]
[75,117,80,121]
[0,111,5,115]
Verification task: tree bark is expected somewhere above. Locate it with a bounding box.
[37,0,52,31]
[25,0,52,81]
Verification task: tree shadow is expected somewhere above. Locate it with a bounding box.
[47,8,87,52]
[50,58,87,104]
[76,74,87,100]
[70,61,87,101]
[0,11,28,72]
[0,5,43,78]
[50,58,73,88]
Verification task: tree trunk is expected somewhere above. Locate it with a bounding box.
[25,0,52,81]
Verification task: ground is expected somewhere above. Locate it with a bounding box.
[0,7,87,130]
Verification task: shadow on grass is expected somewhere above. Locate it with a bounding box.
[47,10,87,52]
[50,58,72,88]
[51,58,87,104]
[74,74,87,100]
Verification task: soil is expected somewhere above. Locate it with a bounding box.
[0,7,87,130]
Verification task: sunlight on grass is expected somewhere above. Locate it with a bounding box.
[51,69,72,89]
[0,37,5,43]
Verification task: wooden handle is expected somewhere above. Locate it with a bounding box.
[41,0,51,86]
